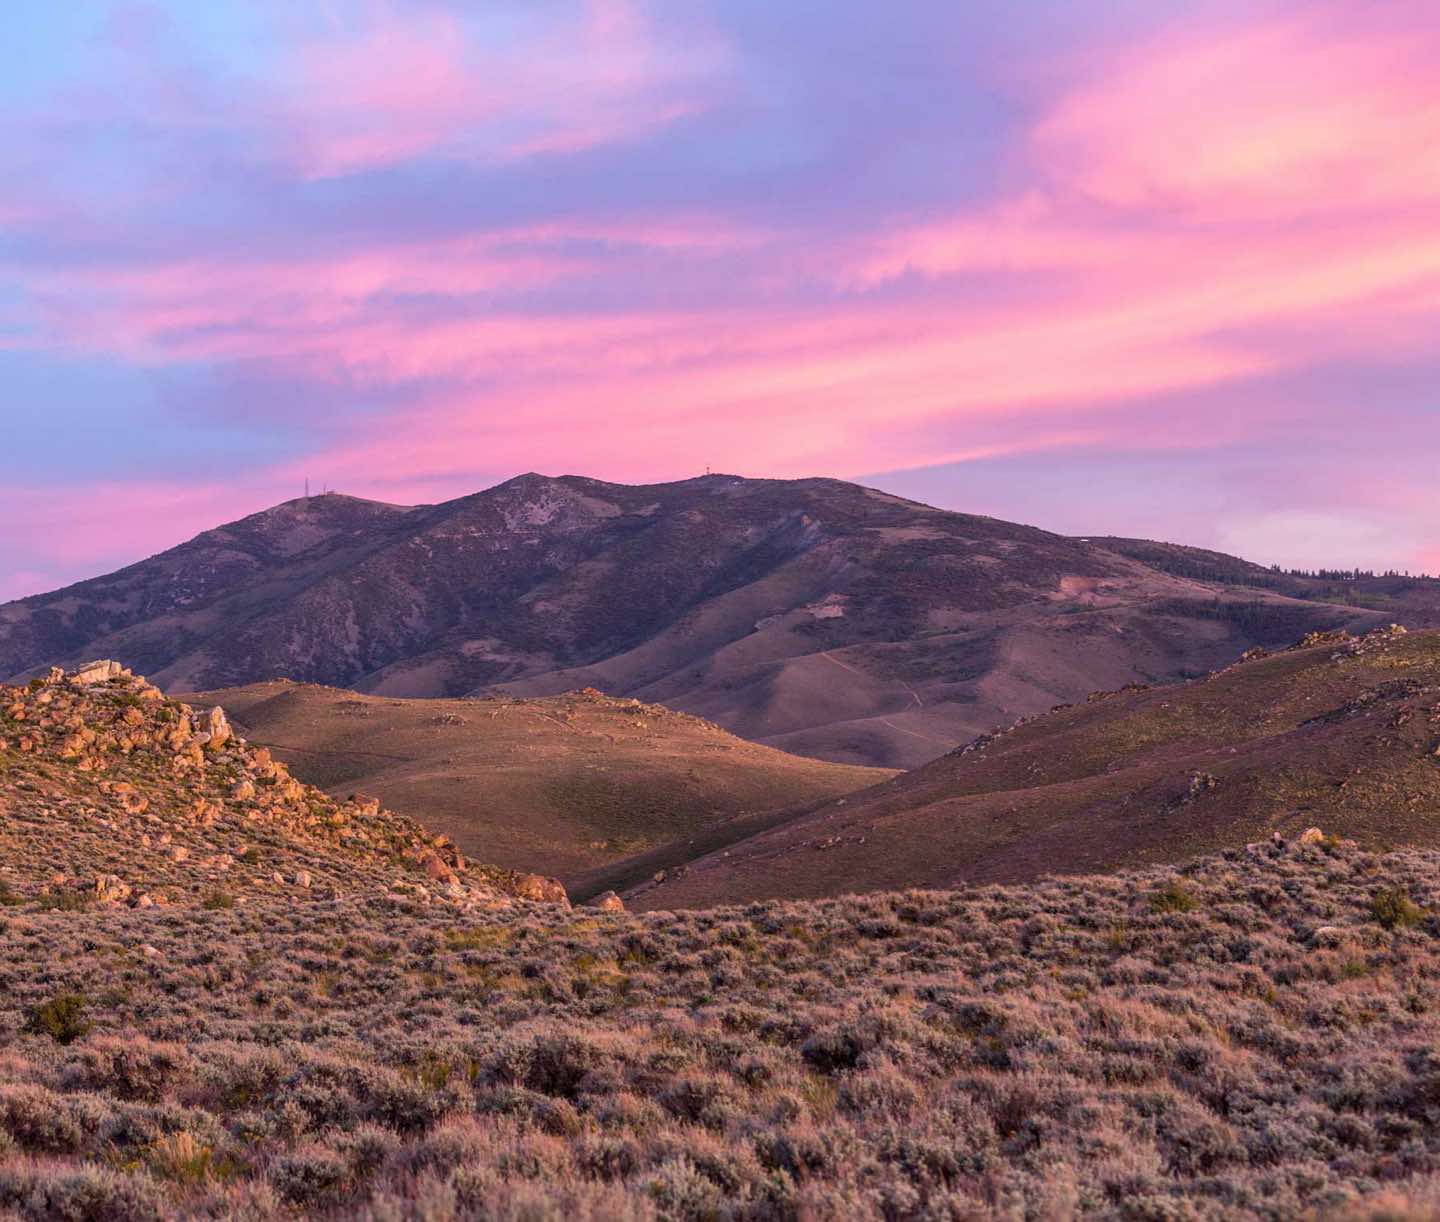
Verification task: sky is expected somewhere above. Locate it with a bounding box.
[2,0,1438,598]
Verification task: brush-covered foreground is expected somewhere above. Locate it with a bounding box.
[6,838,1440,1218]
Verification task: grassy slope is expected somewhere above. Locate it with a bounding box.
[630,626,1440,909]
[5,841,1440,1216]
[186,681,891,878]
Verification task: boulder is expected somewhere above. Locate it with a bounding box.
[588,890,625,913]
[513,873,570,907]
[204,705,232,751]
[92,874,132,904]
[69,660,126,686]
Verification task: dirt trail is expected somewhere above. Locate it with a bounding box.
[820,650,925,709]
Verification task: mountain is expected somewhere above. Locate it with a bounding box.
[1,473,1420,768]
[622,624,1440,909]
[0,661,569,912]
[183,681,889,877]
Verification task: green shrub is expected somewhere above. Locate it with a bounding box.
[1150,880,1199,914]
[1372,887,1424,930]
[36,890,92,913]
[24,993,92,1045]
[202,891,236,911]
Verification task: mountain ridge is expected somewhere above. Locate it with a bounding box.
[4,473,1427,768]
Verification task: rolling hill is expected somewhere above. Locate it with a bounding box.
[0,473,1417,769]
[621,624,1440,909]
[183,681,889,877]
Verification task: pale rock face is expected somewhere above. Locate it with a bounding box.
[588,890,625,912]
[69,660,127,686]
[205,705,232,750]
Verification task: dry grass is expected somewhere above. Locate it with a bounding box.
[185,681,889,877]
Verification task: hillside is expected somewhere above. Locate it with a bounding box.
[6,829,1440,1216]
[183,681,889,878]
[626,624,1440,909]
[0,474,1407,769]
[1096,536,1440,625]
[0,661,570,913]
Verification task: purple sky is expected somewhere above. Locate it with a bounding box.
[3,0,1439,598]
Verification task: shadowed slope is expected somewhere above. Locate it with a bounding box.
[626,625,1440,909]
[185,681,890,877]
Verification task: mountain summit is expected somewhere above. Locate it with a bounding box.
[0,474,1406,767]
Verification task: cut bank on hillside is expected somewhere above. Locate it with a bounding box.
[184,681,888,877]
[1,473,1420,769]
[626,625,1440,909]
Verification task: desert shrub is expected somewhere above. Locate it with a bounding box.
[202,890,236,910]
[1150,880,1199,914]
[35,890,92,913]
[801,1022,874,1074]
[658,1073,737,1126]
[1372,887,1425,930]
[0,1164,163,1222]
[0,1084,89,1154]
[269,1146,350,1206]
[23,991,92,1044]
[643,1156,726,1220]
[492,1030,609,1099]
[64,1036,192,1101]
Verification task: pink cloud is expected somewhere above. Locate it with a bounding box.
[1030,11,1440,220]
[281,1,729,177]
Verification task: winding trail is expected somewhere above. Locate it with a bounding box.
[819,649,925,709]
